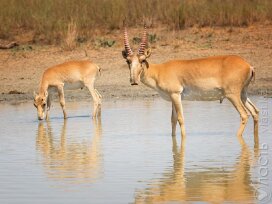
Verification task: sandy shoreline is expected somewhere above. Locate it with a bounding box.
[1,25,272,104]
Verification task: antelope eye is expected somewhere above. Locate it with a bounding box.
[42,103,46,107]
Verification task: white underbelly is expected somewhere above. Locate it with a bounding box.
[182,87,224,101]
[64,81,84,90]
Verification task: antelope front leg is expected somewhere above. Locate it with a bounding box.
[57,86,67,119]
[171,93,186,140]
[171,102,178,136]
[46,94,51,120]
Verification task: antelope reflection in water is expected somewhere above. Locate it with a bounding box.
[135,137,259,203]
[36,118,102,185]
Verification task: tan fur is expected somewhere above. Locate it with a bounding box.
[34,60,101,120]
[123,50,259,138]
[143,55,251,96]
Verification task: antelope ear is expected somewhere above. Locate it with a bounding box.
[122,50,128,59]
[44,91,48,98]
[139,55,146,62]
[144,48,152,58]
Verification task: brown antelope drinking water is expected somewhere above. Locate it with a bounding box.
[122,25,259,139]
[33,60,101,120]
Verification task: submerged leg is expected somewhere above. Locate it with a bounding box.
[171,102,178,136]
[95,89,102,117]
[243,97,259,138]
[171,93,186,140]
[86,83,101,118]
[46,94,51,120]
[57,86,67,119]
[227,94,249,137]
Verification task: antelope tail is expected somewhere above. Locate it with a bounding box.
[97,65,102,77]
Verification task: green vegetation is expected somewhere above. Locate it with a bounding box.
[95,38,115,48]
[0,0,271,45]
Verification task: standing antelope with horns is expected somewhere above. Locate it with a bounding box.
[33,60,101,120]
[122,25,259,139]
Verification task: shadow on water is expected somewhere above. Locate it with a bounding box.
[135,136,259,203]
[36,118,102,186]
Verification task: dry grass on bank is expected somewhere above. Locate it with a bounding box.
[0,0,272,45]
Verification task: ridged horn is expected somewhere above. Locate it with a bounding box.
[138,24,147,55]
[123,26,133,56]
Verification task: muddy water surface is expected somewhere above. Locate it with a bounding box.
[0,97,271,204]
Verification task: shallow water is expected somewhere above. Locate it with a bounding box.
[0,96,271,204]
